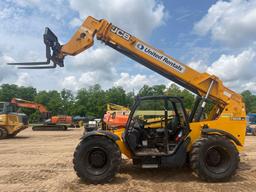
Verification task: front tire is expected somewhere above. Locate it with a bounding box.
[190,135,239,182]
[0,127,8,139]
[73,136,121,183]
[7,133,17,138]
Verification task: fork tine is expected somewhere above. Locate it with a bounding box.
[7,61,50,66]
[18,63,56,69]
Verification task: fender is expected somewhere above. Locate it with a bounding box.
[201,128,242,146]
[81,130,120,142]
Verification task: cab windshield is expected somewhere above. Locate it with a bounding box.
[0,103,16,114]
[131,98,186,129]
[0,103,4,113]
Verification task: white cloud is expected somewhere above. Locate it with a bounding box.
[78,72,100,87]
[67,46,120,75]
[69,17,82,28]
[194,0,256,47]
[0,54,17,82]
[15,72,32,86]
[15,0,41,7]
[7,0,70,21]
[188,60,208,73]
[61,76,78,90]
[61,71,169,93]
[207,49,256,82]
[64,46,121,90]
[113,72,167,92]
[189,49,256,93]
[69,0,168,38]
[243,82,256,93]
[61,69,118,91]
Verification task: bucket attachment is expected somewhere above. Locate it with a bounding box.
[8,27,64,69]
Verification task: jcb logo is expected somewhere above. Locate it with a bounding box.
[110,26,131,41]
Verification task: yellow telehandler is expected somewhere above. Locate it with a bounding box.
[9,16,246,183]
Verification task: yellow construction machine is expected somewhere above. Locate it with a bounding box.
[103,103,130,129]
[0,101,28,139]
[9,16,246,183]
[106,103,129,112]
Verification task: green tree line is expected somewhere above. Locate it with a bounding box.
[0,84,255,122]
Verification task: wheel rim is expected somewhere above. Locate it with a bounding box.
[204,145,231,174]
[85,147,109,176]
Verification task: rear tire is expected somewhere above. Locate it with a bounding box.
[190,135,239,182]
[0,127,8,139]
[73,136,121,183]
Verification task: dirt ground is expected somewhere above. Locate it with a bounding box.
[0,128,256,192]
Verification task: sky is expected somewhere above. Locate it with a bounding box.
[1,0,256,93]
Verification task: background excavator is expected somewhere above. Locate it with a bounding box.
[11,98,72,131]
[9,16,246,183]
[0,101,28,139]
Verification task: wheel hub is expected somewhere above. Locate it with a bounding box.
[88,148,107,169]
[205,145,230,174]
[206,148,222,166]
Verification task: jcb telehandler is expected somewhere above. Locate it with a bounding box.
[9,16,246,183]
[0,101,28,139]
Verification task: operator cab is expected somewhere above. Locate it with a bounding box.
[0,102,28,126]
[0,102,16,114]
[125,96,190,157]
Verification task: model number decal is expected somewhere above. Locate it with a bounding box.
[135,42,186,73]
[110,25,131,41]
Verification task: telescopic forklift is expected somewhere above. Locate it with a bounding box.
[9,16,246,183]
[11,98,71,131]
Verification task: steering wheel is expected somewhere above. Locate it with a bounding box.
[130,117,146,129]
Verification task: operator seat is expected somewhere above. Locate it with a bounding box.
[156,116,180,136]
[125,119,143,152]
[167,116,180,135]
